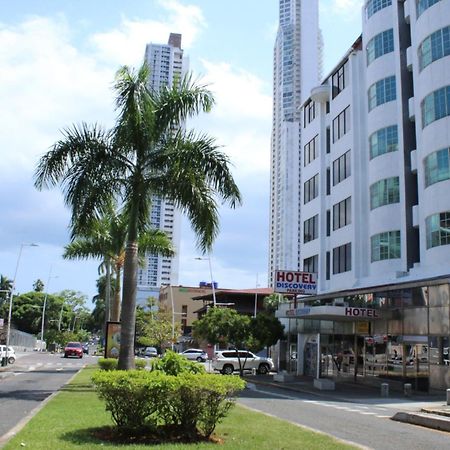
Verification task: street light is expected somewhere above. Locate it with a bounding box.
[5,243,39,365]
[195,255,216,307]
[254,273,260,318]
[40,267,58,350]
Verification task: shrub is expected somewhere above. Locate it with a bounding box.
[135,359,147,370]
[91,370,245,438]
[151,350,205,375]
[97,358,118,371]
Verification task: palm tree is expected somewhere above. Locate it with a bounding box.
[63,207,174,322]
[34,63,241,369]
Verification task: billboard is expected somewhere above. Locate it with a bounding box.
[104,321,121,358]
[274,270,317,295]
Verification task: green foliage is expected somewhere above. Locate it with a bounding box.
[91,370,245,438]
[134,359,147,370]
[33,279,45,292]
[150,350,205,376]
[98,358,118,371]
[249,313,285,352]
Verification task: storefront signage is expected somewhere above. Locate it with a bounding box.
[274,270,317,295]
[284,305,381,320]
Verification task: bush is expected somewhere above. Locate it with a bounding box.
[135,359,147,370]
[151,350,205,375]
[97,358,118,371]
[91,370,245,438]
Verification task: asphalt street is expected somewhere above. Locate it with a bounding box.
[238,383,450,450]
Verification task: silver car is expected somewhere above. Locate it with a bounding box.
[180,348,208,362]
[0,345,16,364]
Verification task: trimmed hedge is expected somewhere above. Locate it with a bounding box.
[150,350,205,375]
[98,358,147,371]
[91,370,245,438]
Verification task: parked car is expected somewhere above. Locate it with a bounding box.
[212,350,274,375]
[64,342,83,358]
[0,345,16,364]
[144,347,158,358]
[180,348,208,362]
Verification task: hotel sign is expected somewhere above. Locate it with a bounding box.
[285,306,381,319]
[274,270,317,295]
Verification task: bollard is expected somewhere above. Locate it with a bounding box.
[404,383,412,397]
[381,383,389,398]
[447,389,450,406]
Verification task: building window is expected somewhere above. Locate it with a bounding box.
[326,128,331,153]
[422,86,450,128]
[332,106,351,142]
[304,135,319,166]
[304,100,316,127]
[333,243,351,274]
[369,125,398,159]
[416,0,441,17]
[303,255,318,273]
[326,168,331,195]
[418,26,450,71]
[367,29,394,65]
[304,174,319,204]
[326,210,331,236]
[424,147,450,187]
[366,0,392,18]
[371,230,401,261]
[368,76,396,111]
[332,60,349,99]
[304,214,319,243]
[332,150,351,185]
[370,177,400,209]
[333,197,351,230]
[426,211,450,248]
[326,251,330,280]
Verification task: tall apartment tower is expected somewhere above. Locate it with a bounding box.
[136,33,185,303]
[268,0,321,286]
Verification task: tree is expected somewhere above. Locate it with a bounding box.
[249,312,285,355]
[193,308,251,376]
[35,63,241,369]
[63,205,174,322]
[263,293,288,313]
[33,279,45,292]
[0,275,12,310]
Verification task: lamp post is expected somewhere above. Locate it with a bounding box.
[195,255,216,307]
[40,267,58,350]
[5,243,38,365]
[253,273,260,318]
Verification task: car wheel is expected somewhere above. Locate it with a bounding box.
[79,354,83,359]
[64,354,68,358]
[196,357,203,362]
[222,364,234,375]
[8,357,15,364]
[258,363,270,375]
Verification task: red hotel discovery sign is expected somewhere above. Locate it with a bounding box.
[274,270,317,295]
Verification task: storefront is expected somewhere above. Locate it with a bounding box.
[278,277,450,392]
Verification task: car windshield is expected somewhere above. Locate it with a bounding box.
[67,342,81,348]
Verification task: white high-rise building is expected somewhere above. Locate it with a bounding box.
[136,33,185,303]
[268,0,321,286]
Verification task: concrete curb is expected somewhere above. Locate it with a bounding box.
[392,411,450,432]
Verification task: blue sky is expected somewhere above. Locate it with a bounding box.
[0,0,363,304]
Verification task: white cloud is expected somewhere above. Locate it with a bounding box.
[90,0,205,66]
[321,0,364,20]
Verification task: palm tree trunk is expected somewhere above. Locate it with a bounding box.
[110,265,121,322]
[105,257,111,322]
[117,240,138,370]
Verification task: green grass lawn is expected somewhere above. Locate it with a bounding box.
[4,365,356,450]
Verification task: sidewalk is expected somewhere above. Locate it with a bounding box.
[244,374,450,432]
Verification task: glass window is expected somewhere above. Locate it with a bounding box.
[370,177,400,209]
[429,307,450,334]
[421,86,450,128]
[367,29,394,65]
[304,101,316,127]
[371,231,401,261]
[416,0,441,17]
[369,125,398,159]
[368,76,396,111]
[303,254,318,273]
[332,106,351,142]
[366,0,392,18]
[333,197,351,230]
[332,243,351,274]
[428,284,450,307]
[424,147,450,187]
[332,60,349,99]
[304,174,319,204]
[419,26,450,71]
[332,150,351,185]
[304,214,319,243]
[426,211,450,248]
[304,135,319,166]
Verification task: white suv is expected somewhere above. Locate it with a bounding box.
[212,350,274,375]
[0,345,16,364]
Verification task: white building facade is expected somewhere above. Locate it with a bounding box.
[268,0,321,286]
[278,0,450,391]
[137,33,184,303]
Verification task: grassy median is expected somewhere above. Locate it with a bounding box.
[4,365,356,449]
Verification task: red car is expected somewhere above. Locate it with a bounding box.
[64,342,83,358]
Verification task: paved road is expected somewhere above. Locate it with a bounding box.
[0,352,95,441]
[238,383,450,450]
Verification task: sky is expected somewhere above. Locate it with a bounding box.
[0,0,364,305]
